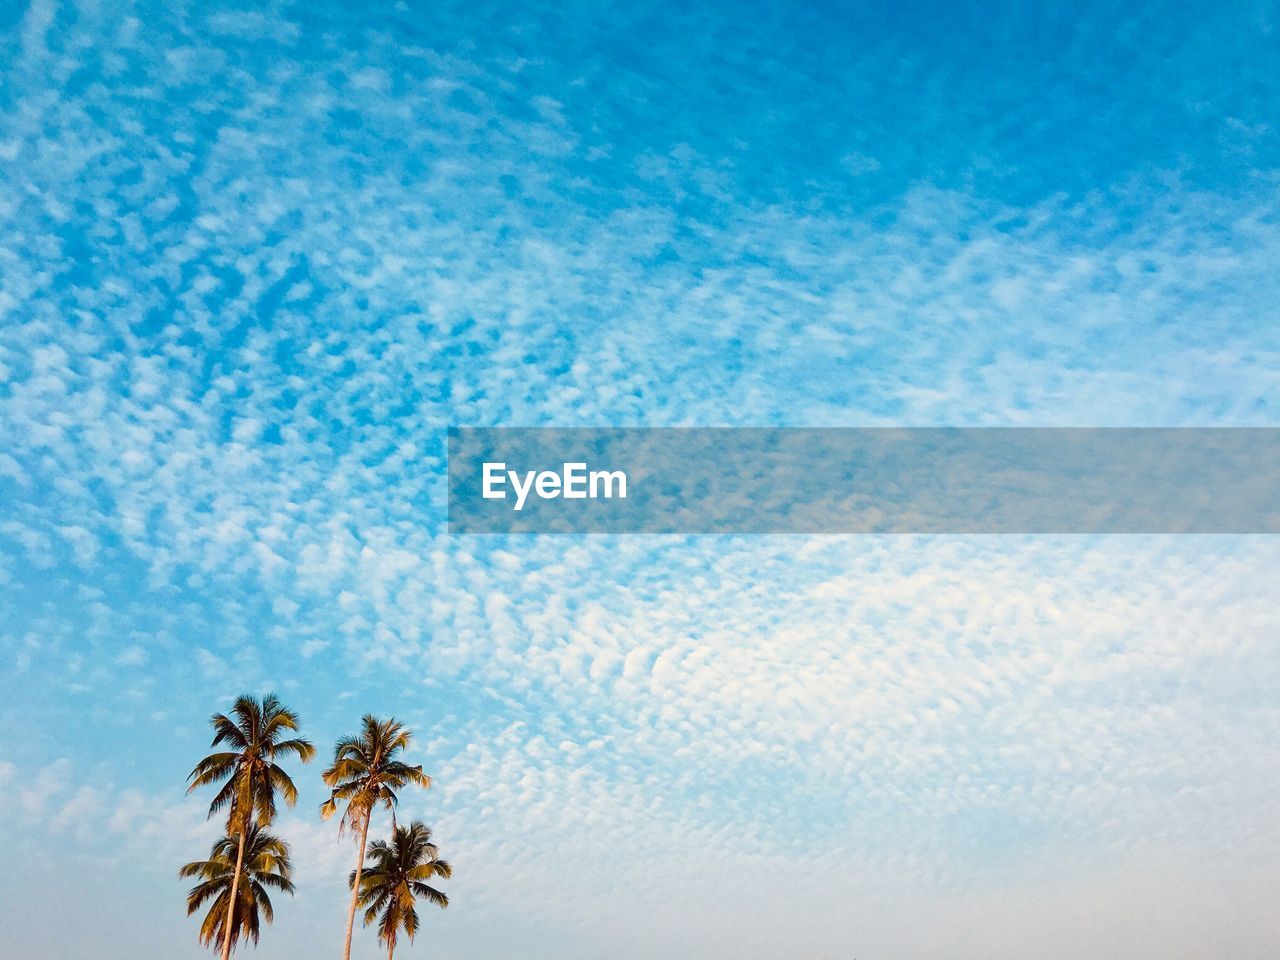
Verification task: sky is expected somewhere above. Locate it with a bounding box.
[1,0,1279,958]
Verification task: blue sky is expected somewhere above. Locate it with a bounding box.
[2,1,1279,958]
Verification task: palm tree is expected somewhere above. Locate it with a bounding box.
[187,694,315,960]
[350,822,452,960]
[179,825,295,953]
[322,715,432,960]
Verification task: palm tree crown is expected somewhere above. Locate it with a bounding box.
[351,821,451,959]
[321,715,431,828]
[188,693,316,831]
[179,825,295,952]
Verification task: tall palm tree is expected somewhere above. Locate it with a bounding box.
[180,825,295,953]
[187,694,315,960]
[350,822,451,960]
[322,715,432,960]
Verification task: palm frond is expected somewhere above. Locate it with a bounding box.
[408,859,452,880]
[208,714,248,750]
[273,737,316,762]
[410,882,449,908]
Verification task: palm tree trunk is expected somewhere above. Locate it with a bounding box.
[220,827,247,960]
[341,813,372,960]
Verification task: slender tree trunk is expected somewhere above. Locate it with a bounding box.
[220,827,247,960]
[341,813,372,960]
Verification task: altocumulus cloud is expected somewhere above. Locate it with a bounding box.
[1,1,1279,958]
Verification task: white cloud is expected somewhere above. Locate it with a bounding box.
[1,2,1278,956]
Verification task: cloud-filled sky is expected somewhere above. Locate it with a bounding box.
[1,1,1278,957]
